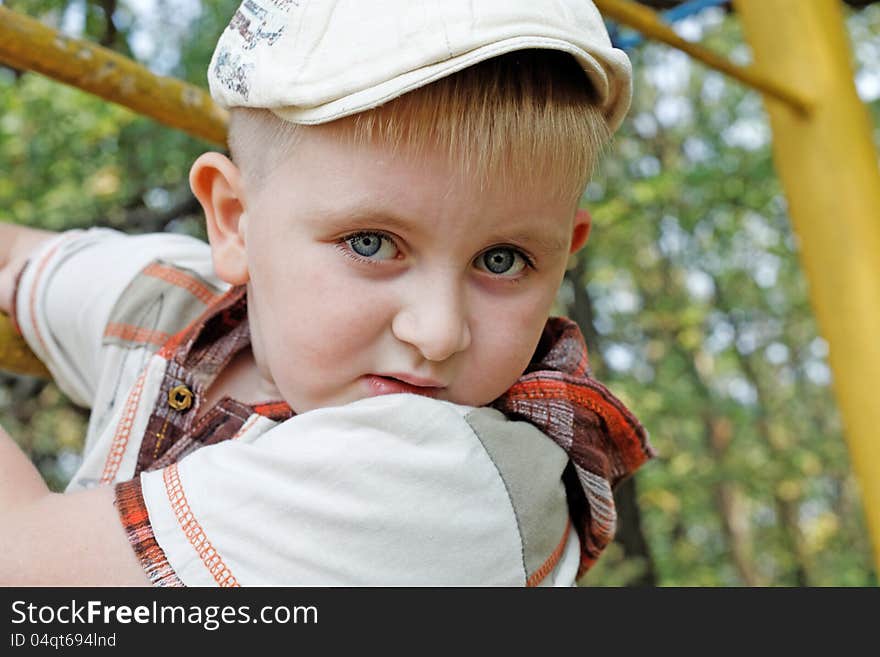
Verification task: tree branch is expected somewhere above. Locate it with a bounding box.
[95,0,118,49]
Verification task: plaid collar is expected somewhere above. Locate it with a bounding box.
[175,288,653,575]
[493,318,655,576]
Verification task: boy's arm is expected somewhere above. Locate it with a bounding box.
[9,227,223,407]
[0,226,144,583]
[1,395,575,586]
[0,424,150,585]
[0,228,224,584]
[0,223,56,315]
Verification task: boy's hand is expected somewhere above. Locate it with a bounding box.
[0,423,151,586]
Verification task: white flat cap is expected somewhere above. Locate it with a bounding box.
[209,0,633,131]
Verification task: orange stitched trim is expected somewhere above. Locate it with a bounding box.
[163,463,240,587]
[27,237,71,356]
[100,369,148,484]
[143,262,219,306]
[105,322,171,347]
[526,517,572,587]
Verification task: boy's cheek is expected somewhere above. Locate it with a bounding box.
[271,294,378,353]
[484,280,559,327]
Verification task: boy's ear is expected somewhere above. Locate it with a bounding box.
[569,208,593,254]
[189,152,250,285]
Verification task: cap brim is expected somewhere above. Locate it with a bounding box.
[270,36,632,132]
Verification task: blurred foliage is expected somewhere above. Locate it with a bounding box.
[1,0,878,585]
[575,4,880,586]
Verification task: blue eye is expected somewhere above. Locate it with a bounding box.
[344,232,399,261]
[477,247,528,276]
[351,234,381,257]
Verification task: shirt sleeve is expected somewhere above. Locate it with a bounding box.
[14,228,216,408]
[116,394,549,586]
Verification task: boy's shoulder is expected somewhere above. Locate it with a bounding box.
[267,392,574,550]
[103,256,226,354]
[13,228,223,404]
[334,394,578,585]
[127,392,578,586]
[93,230,228,355]
[288,392,573,495]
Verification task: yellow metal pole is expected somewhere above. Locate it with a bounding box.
[0,316,49,379]
[0,7,230,377]
[594,0,813,115]
[735,0,880,574]
[0,7,228,146]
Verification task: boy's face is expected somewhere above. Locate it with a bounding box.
[199,121,589,413]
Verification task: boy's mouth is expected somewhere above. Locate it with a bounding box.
[365,374,445,398]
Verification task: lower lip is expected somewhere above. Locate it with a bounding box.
[365,375,441,399]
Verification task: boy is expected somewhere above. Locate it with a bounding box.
[0,0,653,585]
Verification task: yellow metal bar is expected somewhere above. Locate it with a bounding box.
[0,7,228,146]
[0,7,231,377]
[0,316,49,378]
[735,0,880,574]
[594,0,813,115]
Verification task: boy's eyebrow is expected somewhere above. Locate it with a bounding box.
[323,209,423,237]
[500,229,571,257]
[321,208,571,258]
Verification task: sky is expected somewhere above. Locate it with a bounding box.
[60,0,203,74]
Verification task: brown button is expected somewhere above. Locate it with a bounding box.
[168,384,194,412]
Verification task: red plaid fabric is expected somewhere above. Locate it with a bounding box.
[493,317,655,576]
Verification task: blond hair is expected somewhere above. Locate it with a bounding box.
[228,49,610,206]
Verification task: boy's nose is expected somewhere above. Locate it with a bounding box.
[391,280,472,362]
